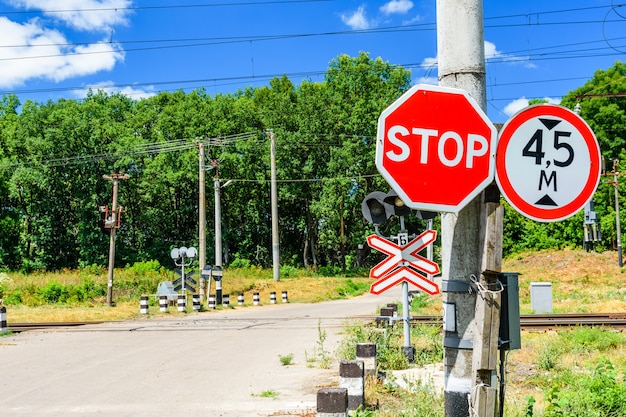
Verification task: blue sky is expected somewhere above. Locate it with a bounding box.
[0,0,624,123]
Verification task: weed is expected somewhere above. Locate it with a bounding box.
[525,396,536,417]
[305,320,332,369]
[278,353,294,366]
[537,341,561,371]
[252,390,279,399]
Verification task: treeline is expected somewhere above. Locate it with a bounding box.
[0,54,624,272]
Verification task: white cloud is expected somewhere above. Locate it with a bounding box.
[0,16,124,88]
[6,0,133,32]
[380,0,413,15]
[341,6,371,30]
[75,81,156,99]
[503,97,562,117]
[503,98,529,117]
[485,40,536,68]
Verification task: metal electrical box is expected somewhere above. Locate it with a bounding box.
[530,282,553,313]
[499,272,521,351]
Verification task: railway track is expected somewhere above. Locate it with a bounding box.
[7,321,104,333]
[407,312,626,330]
[6,312,626,333]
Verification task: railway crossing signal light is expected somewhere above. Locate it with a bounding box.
[361,191,391,225]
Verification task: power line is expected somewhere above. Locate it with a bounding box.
[0,0,332,15]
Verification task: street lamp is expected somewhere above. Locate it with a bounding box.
[171,246,197,295]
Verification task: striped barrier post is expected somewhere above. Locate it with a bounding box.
[208,294,216,309]
[1,306,7,334]
[317,387,348,417]
[192,294,201,312]
[282,290,288,303]
[140,295,149,315]
[177,294,186,312]
[270,291,277,304]
[237,293,245,306]
[356,343,377,377]
[159,295,168,313]
[222,294,230,307]
[253,292,260,306]
[339,360,364,413]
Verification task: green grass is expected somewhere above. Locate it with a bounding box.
[278,353,294,366]
[252,390,280,399]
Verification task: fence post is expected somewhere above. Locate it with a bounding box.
[356,343,377,377]
[159,295,168,313]
[140,295,149,315]
[339,360,364,413]
[177,294,186,312]
[317,387,348,417]
[1,306,7,334]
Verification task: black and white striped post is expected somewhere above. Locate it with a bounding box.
[253,292,260,306]
[208,293,216,309]
[317,387,348,417]
[192,294,201,311]
[177,294,186,312]
[237,293,245,306]
[339,360,364,413]
[356,343,377,377]
[1,306,7,334]
[282,290,289,303]
[159,295,168,313]
[270,291,277,304]
[140,295,149,315]
[222,294,230,307]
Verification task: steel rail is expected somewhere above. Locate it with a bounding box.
[6,313,626,333]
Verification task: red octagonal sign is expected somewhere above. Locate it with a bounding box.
[376,84,497,213]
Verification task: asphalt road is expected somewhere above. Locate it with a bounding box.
[0,287,403,417]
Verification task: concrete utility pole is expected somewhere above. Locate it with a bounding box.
[437,1,503,416]
[212,159,224,304]
[269,130,280,282]
[102,173,129,307]
[197,141,207,302]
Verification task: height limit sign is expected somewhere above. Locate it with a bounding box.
[495,104,601,222]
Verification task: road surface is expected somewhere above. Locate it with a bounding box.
[0,287,404,417]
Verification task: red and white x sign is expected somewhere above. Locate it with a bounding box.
[367,230,440,279]
[369,266,439,295]
[367,230,440,295]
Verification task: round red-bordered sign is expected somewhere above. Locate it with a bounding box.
[495,104,601,222]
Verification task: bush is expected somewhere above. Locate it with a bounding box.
[38,281,69,304]
[230,257,252,269]
[126,260,162,275]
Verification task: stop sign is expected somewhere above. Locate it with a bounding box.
[376,84,497,212]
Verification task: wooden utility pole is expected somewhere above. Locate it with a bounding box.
[611,160,623,267]
[102,173,129,307]
[197,141,207,302]
[437,1,503,416]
